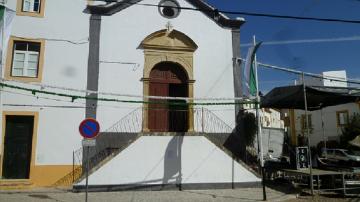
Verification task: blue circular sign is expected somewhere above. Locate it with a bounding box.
[79,118,100,139]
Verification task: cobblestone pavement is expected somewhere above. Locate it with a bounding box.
[0,187,295,202]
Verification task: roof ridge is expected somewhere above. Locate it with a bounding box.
[84,0,244,29]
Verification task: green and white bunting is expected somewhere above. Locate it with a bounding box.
[0,5,15,69]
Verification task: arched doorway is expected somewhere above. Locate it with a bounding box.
[140,29,197,132]
[148,62,188,132]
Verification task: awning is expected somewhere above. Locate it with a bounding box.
[261,85,360,111]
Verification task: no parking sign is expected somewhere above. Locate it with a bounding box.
[79,118,100,139]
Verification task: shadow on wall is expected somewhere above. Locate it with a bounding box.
[162,134,184,189]
[223,111,258,167]
[224,111,246,158]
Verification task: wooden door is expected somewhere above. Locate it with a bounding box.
[148,62,188,132]
[148,82,169,132]
[2,116,34,179]
[169,84,188,132]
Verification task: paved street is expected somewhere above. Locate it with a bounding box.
[284,194,360,202]
[0,187,296,202]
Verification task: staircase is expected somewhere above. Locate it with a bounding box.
[52,133,141,187]
[204,133,260,177]
[54,107,259,187]
[53,108,143,187]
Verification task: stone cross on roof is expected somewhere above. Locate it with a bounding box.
[165,21,173,33]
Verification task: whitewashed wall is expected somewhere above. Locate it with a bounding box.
[2,0,89,165]
[78,136,260,185]
[294,103,359,146]
[97,0,235,130]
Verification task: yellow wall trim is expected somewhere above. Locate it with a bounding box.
[31,165,75,187]
[1,111,77,187]
[0,165,76,188]
[1,111,39,181]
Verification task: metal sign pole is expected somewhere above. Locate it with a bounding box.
[73,151,75,183]
[78,118,100,202]
[302,73,314,195]
[321,109,327,158]
[85,146,89,202]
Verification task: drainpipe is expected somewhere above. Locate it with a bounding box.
[83,14,101,183]
[231,29,242,118]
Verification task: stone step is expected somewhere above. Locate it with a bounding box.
[0,180,33,190]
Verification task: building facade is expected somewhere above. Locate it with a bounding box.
[1,0,260,189]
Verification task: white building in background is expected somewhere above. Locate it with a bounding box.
[260,108,284,129]
[243,103,284,129]
[1,0,260,189]
[287,70,360,146]
[300,70,348,87]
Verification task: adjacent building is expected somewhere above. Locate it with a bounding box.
[286,70,360,147]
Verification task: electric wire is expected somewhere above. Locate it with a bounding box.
[237,58,360,87]
[241,36,360,47]
[12,35,89,45]
[87,0,360,24]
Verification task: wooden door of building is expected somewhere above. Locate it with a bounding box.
[148,62,188,132]
[148,82,169,132]
[2,115,34,179]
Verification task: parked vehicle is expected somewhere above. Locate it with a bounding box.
[321,149,360,166]
[264,150,291,171]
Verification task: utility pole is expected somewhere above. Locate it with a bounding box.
[253,35,266,201]
[302,73,314,195]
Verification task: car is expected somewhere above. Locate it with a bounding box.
[321,148,360,165]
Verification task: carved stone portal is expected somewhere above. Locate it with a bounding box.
[140,29,197,132]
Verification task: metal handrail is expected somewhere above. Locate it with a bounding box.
[105,107,143,133]
[104,107,233,133]
[194,107,233,133]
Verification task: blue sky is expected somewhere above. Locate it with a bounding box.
[205,0,360,93]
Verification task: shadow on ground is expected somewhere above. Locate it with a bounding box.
[265,178,301,195]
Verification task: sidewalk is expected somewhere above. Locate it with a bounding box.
[0,187,296,202]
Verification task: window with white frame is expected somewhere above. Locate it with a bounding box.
[11,41,40,78]
[22,0,41,13]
